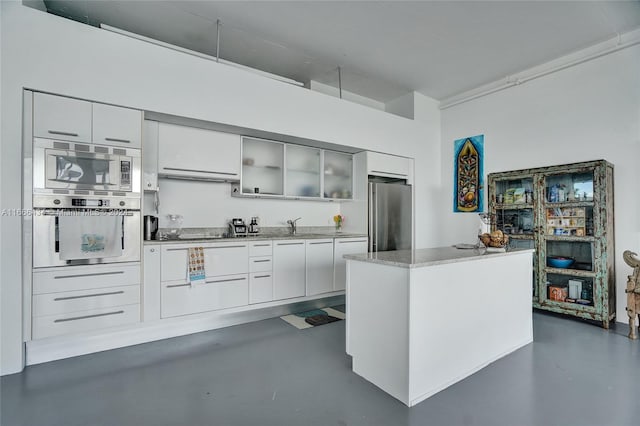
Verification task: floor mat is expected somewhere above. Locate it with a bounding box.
[280,307,345,330]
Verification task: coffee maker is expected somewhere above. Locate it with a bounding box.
[228,218,247,237]
[144,215,159,240]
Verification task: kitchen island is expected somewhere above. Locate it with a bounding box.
[345,246,534,407]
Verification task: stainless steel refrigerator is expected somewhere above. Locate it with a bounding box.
[368,178,412,252]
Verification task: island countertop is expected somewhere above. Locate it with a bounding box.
[343,246,534,269]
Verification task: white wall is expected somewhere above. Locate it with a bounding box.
[440,44,640,323]
[0,3,439,374]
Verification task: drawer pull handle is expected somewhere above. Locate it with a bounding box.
[253,244,271,247]
[166,245,246,251]
[253,259,271,263]
[105,137,131,143]
[309,241,332,245]
[370,170,407,177]
[162,167,238,176]
[277,242,304,246]
[205,277,247,284]
[48,130,79,137]
[166,283,191,288]
[254,274,271,279]
[338,240,368,244]
[54,290,125,301]
[54,271,124,279]
[54,310,124,323]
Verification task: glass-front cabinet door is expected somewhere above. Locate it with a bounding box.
[241,137,284,196]
[539,168,598,315]
[489,174,537,299]
[324,151,353,199]
[285,145,321,198]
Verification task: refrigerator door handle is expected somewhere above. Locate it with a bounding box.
[368,183,375,252]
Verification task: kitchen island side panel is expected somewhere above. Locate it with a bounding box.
[348,260,411,405]
[408,251,533,405]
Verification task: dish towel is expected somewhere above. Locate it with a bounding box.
[188,246,206,287]
[59,213,123,260]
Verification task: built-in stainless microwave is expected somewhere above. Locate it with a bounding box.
[33,138,141,196]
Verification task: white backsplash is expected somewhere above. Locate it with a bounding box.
[145,178,342,228]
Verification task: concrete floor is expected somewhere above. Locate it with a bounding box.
[2,311,639,426]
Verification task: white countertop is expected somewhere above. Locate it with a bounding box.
[344,246,534,269]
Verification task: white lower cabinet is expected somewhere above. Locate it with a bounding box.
[161,274,249,318]
[273,240,306,300]
[161,242,249,282]
[143,246,161,321]
[33,285,140,317]
[305,239,335,296]
[249,272,273,304]
[159,242,250,318]
[31,262,142,339]
[33,304,140,340]
[334,238,369,291]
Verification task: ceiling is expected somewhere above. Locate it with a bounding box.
[39,1,640,103]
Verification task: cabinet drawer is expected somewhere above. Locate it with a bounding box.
[33,263,141,294]
[249,241,272,257]
[32,304,140,339]
[249,272,273,304]
[249,256,272,272]
[33,284,140,317]
[33,92,92,142]
[161,274,249,318]
[92,103,142,148]
[161,243,248,282]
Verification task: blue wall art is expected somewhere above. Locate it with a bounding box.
[453,135,484,213]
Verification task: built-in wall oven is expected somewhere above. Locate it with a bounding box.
[32,195,141,268]
[32,138,142,268]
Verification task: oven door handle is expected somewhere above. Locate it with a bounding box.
[41,210,135,216]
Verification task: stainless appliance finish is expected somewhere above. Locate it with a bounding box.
[33,195,141,268]
[33,138,141,196]
[368,180,412,252]
[144,215,159,241]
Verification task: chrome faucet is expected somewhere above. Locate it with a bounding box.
[287,217,302,235]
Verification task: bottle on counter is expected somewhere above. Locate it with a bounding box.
[249,217,259,234]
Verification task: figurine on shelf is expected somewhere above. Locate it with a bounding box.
[622,250,640,339]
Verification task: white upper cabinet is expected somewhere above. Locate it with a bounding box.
[33,92,92,143]
[324,151,353,199]
[142,120,159,191]
[92,103,143,148]
[241,137,284,195]
[158,123,241,181]
[286,145,321,198]
[33,92,143,149]
[366,152,413,183]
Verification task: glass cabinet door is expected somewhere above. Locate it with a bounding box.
[490,175,536,298]
[540,169,597,309]
[242,137,284,195]
[323,151,353,199]
[285,145,321,197]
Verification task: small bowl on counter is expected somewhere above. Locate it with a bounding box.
[547,256,575,268]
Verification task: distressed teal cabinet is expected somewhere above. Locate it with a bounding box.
[488,160,615,328]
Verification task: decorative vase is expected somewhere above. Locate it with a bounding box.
[335,223,342,232]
